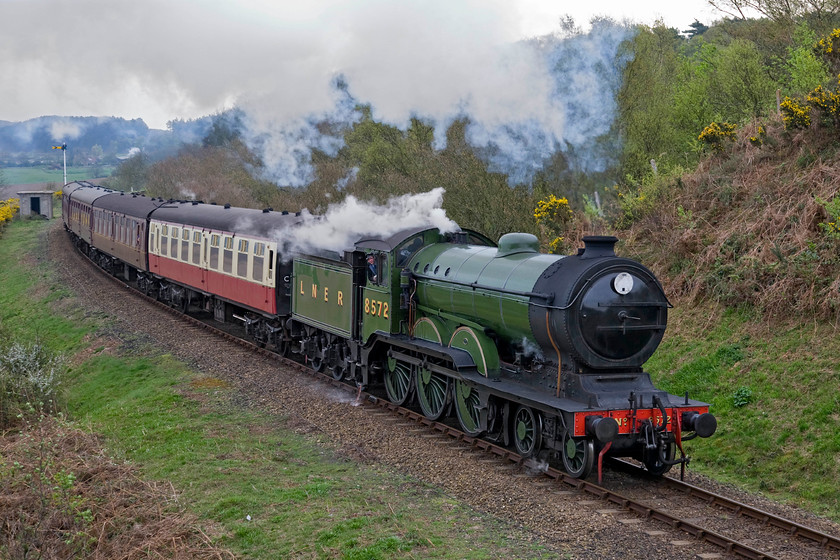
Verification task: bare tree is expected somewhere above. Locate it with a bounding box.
[708,0,840,24]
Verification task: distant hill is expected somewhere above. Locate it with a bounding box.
[0,115,215,163]
[0,116,150,153]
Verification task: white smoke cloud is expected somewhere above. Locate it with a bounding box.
[273,187,457,256]
[10,116,83,145]
[0,1,634,185]
[48,118,84,141]
[335,166,359,191]
[234,14,635,186]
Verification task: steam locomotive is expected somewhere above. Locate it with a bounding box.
[62,181,716,479]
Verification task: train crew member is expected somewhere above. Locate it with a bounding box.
[366,254,377,283]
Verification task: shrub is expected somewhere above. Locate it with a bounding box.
[699,122,737,152]
[732,386,753,407]
[780,96,812,129]
[816,195,840,240]
[748,125,766,147]
[806,83,840,126]
[0,198,20,228]
[533,195,573,254]
[814,28,840,56]
[0,340,66,428]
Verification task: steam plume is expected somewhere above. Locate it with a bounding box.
[273,187,457,256]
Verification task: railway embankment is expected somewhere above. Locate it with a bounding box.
[615,120,840,522]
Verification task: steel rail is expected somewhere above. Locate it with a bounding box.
[609,458,840,552]
[72,241,836,560]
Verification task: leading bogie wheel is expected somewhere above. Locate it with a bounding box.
[454,380,483,436]
[415,365,449,420]
[512,405,542,457]
[561,430,595,479]
[385,357,413,405]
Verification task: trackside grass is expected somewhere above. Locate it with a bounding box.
[0,220,562,558]
[647,306,840,521]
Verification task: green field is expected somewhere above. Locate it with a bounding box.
[2,165,114,186]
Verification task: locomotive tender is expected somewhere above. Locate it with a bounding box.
[62,181,716,479]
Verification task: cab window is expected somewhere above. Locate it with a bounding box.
[396,235,424,266]
[366,252,388,286]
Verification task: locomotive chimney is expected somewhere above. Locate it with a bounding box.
[580,236,618,259]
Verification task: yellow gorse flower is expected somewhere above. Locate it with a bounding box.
[548,237,564,253]
[533,195,574,255]
[533,195,572,224]
[0,198,21,227]
[814,28,840,56]
[698,121,737,152]
[780,96,812,129]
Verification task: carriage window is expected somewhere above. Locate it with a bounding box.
[209,234,220,269]
[192,235,201,264]
[236,239,249,278]
[160,230,168,256]
[237,252,248,277]
[223,237,233,274]
[252,242,265,281]
[181,229,190,261]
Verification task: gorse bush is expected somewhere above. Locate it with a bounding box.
[0,340,66,428]
[533,195,573,254]
[780,96,813,129]
[0,198,20,228]
[699,122,737,152]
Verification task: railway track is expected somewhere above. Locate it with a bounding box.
[65,230,840,560]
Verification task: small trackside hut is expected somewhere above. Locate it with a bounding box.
[17,190,54,219]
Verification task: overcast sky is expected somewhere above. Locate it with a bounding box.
[0,0,731,130]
